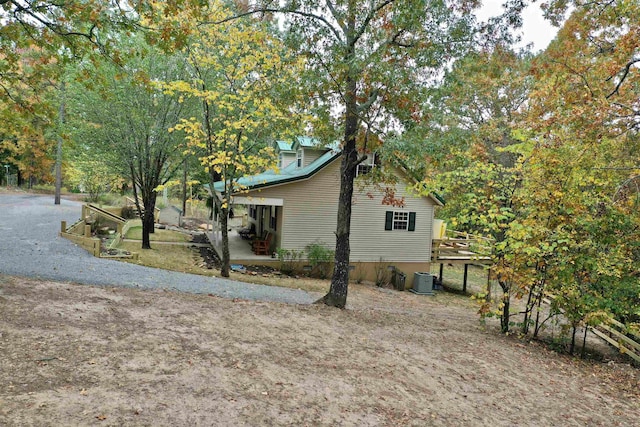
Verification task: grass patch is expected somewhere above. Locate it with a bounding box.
[124,221,190,243]
[115,240,331,294]
[430,263,495,296]
[228,272,331,294]
[117,241,206,274]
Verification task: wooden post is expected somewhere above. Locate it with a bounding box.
[84,225,91,237]
[486,268,492,301]
[439,263,444,285]
[60,221,66,233]
[463,264,469,293]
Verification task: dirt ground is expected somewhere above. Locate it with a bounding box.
[1,276,638,426]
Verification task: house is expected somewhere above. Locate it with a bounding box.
[211,137,443,288]
[276,140,296,169]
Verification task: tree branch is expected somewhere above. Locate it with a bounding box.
[357,88,380,112]
[606,57,640,99]
[353,0,396,45]
[200,7,344,44]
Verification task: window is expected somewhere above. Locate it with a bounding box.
[279,153,284,168]
[393,211,409,230]
[296,149,303,168]
[356,153,376,177]
[356,164,373,176]
[249,205,257,220]
[385,211,416,231]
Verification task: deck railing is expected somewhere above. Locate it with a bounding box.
[431,231,493,264]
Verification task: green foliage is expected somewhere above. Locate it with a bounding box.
[305,242,334,279]
[421,34,640,342]
[65,158,122,203]
[276,248,303,276]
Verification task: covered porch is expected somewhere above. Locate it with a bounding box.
[207,195,283,264]
[208,225,276,263]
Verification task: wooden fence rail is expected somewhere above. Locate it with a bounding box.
[542,294,640,363]
[590,321,640,364]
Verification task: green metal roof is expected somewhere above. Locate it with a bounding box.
[212,137,444,206]
[213,147,341,193]
[275,140,294,152]
[294,136,320,149]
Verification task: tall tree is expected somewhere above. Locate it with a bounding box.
[1,1,145,202]
[69,41,187,249]
[208,0,485,307]
[410,47,533,332]
[161,2,303,277]
[515,0,640,338]
[432,0,640,337]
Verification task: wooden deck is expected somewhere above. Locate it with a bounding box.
[431,232,493,292]
[431,231,493,264]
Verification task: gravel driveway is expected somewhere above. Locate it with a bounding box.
[0,193,316,304]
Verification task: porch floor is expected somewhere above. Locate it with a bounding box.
[208,220,274,262]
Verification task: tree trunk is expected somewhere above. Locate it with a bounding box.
[499,280,511,333]
[533,293,543,338]
[141,192,156,250]
[323,85,358,308]
[322,143,357,308]
[570,325,577,355]
[220,205,230,277]
[182,159,188,217]
[522,286,534,335]
[322,6,358,309]
[54,82,65,205]
[581,327,588,359]
[141,204,155,249]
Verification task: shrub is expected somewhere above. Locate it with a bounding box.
[120,205,138,219]
[276,248,303,275]
[374,258,391,287]
[305,242,334,279]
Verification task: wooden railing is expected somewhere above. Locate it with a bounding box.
[431,231,493,264]
[542,293,640,363]
[125,196,160,223]
[590,319,640,363]
[60,204,137,259]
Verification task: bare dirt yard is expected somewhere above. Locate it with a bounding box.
[1,275,638,427]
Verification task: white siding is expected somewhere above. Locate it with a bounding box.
[244,159,436,262]
[302,148,328,167]
[280,152,296,169]
[245,161,340,252]
[350,180,434,262]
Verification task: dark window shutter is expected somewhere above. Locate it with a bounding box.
[385,211,393,230]
[408,212,416,231]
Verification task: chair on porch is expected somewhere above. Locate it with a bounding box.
[252,231,272,255]
[239,223,256,240]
